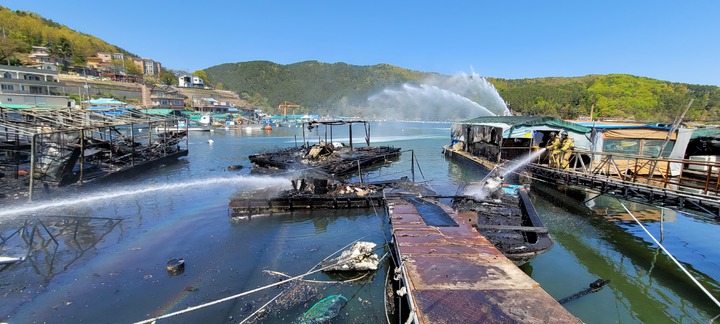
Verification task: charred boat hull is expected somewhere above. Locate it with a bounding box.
[453,188,553,265]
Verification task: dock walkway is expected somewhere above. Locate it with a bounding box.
[386,192,578,323]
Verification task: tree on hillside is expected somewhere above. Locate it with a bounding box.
[159,68,178,85]
[0,35,23,64]
[123,58,142,75]
[193,70,209,84]
[242,92,269,108]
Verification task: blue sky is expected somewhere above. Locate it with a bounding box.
[3,1,719,85]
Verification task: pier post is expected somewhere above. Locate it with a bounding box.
[349,123,353,151]
[29,134,36,201]
[411,150,415,182]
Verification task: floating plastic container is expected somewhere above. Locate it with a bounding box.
[166,258,185,276]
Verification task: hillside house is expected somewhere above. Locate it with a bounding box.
[132,58,161,76]
[28,46,54,65]
[144,84,186,110]
[0,65,73,108]
[178,75,205,88]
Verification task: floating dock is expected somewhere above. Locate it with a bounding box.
[386,192,579,323]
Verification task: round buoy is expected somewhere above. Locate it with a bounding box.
[228,165,243,170]
[208,139,214,144]
[264,125,272,130]
[167,258,185,275]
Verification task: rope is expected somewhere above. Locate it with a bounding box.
[238,291,283,324]
[619,202,720,309]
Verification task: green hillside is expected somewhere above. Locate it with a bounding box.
[492,74,720,121]
[205,61,430,116]
[0,6,131,65]
[207,60,720,121]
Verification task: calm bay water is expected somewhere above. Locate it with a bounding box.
[2,121,719,323]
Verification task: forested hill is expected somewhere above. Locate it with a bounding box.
[0,6,131,65]
[207,61,720,122]
[491,75,720,122]
[205,61,431,116]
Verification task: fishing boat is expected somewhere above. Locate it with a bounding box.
[443,116,592,175]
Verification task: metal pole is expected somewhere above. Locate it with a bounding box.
[411,150,415,182]
[302,122,306,146]
[79,130,85,184]
[130,123,135,165]
[29,135,36,201]
[349,123,353,151]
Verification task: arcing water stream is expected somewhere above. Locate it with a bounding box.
[0,176,290,218]
[500,148,547,178]
[367,71,511,120]
[459,148,547,199]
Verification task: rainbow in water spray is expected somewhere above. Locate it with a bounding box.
[0,176,291,218]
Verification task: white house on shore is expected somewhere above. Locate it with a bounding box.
[178,75,205,88]
[0,65,74,108]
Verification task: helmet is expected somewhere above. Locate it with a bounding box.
[560,131,568,137]
[550,132,556,136]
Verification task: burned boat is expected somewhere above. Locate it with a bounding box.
[249,120,401,177]
[443,116,591,175]
[451,178,553,265]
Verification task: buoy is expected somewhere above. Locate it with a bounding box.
[208,139,214,144]
[264,125,272,130]
[17,170,28,176]
[166,258,185,276]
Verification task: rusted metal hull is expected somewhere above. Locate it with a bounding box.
[387,195,579,323]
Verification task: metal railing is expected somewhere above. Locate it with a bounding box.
[534,149,720,196]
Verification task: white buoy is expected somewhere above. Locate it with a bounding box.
[208,139,214,144]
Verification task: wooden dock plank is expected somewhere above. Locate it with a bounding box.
[388,196,579,323]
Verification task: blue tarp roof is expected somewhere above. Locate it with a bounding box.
[83,98,126,105]
[572,121,672,130]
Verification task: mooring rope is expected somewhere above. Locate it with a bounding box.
[620,202,720,309]
[238,291,283,324]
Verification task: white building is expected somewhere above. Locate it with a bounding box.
[178,75,205,88]
[0,65,73,108]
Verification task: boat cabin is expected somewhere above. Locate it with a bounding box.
[450,116,591,164]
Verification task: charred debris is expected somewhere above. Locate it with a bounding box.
[249,120,401,177]
[0,107,188,201]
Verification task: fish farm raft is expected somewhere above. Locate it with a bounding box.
[0,106,188,201]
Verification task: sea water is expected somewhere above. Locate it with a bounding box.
[2,121,719,323]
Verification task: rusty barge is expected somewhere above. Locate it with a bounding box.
[384,188,578,323]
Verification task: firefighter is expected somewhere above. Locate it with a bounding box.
[546,132,561,167]
[559,131,575,168]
